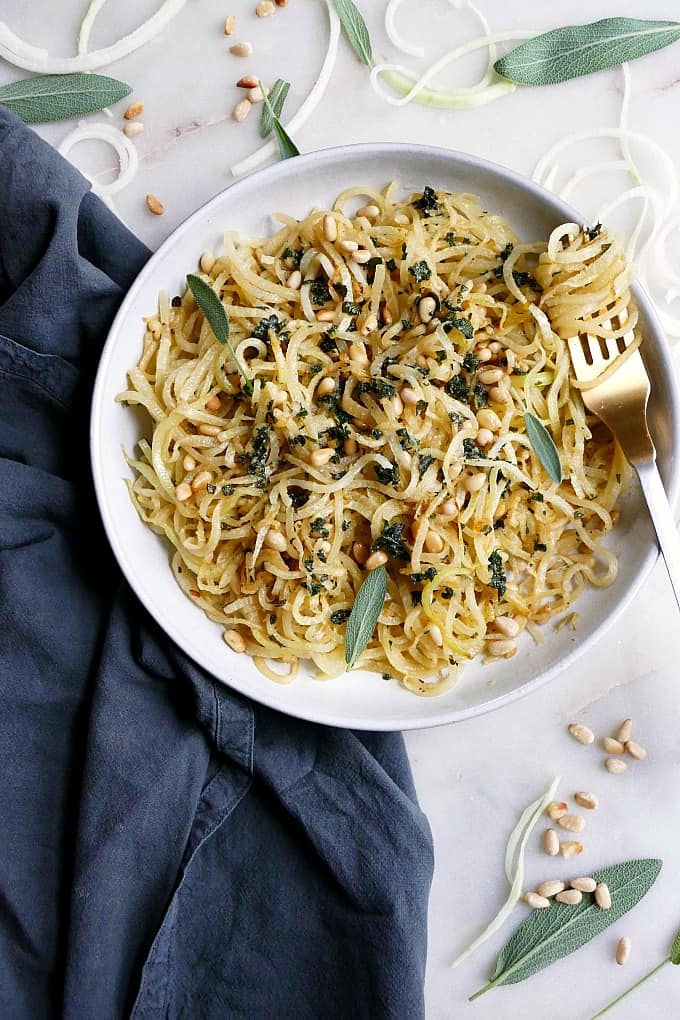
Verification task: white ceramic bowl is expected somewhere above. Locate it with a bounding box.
[91,143,680,730]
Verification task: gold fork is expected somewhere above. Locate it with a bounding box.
[568,313,680,609]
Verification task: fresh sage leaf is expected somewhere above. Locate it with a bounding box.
[332,0,372,67]
[186,274,253,395]
[260,79,290,139]
[495,18,680,87]
[259,80,299,159]
[344,565,387,669]
[525,412,562,485]
[671,927,680,965]
[471,858,662,1001]
[0,72,131,124]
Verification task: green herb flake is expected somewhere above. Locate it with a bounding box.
[408,260,432,283]
[488,551,506,600]
[412,185,442,217]
[372,522,409,560]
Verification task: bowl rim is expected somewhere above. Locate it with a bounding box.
[90,141,680,730]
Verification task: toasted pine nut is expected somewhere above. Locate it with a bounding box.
[361,313,378,336]
[546,801,569,821]
[476,346,493,363]
[348,342,369,365]
[428,625,443,647]
[310,448,334,468]
[182,455,197,472]
[123,122,144,138]
[351,249,372,264]
[605,757,627,774]
[595,882,612,909]
[471,280,487,293]
[236,74,258,89]
[200,251,216,273]
[568,723,594,745]
[381,305,393,326]
[477,366,504,385]
[615,718,633,743]
[316,309,336,323]
[256,1,275,15]
[424,529,444,554]
[625,740,647,760]
[206,394,221,411]
[191,471,212,491]
[387,393,403,417]
[275,0,287,5]
[543,829,559,856]
[488,341,502,353]
[401,386,419,406]
[537,880,565,898]
[489,385,510,403]
[323,214,337,243]
[559,841,583,859]
[352,542,369,565]
[245,85,270,103]
[233,98,252,122]
[440,499,458,516]
[224,15,237,34]
[487,638,516,657]
[339,239,359,253]
[493,616,520,638]
[603,737,624,754]
[263,529,287,552]
[230,42,253,56]
[365,550,388,570]
[574,791,599,810]
[145,194,165,216]
[525,892,551,910]
[616,937,631,965]
[416,354,429,369]
[570,877,597,893]
[198,424,221,436]
[558,814,585,833]
[463,472,485,494]
[476,428,494,447]
[419,296,437,324]
[477,408,502,431]
[225,629,246,653]
[343,437,357,456]
[356,204,379,220]
[124,101,144,120]
[317,376,335,396]
[287,269,302,290]
[556,889,582,906]
[175,482,193,501]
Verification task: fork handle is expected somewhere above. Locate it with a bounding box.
[634,459,680,612]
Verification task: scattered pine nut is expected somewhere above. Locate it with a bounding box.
[418,296,437,324]
[264,529,287,551]
[339,239,359,253]
[310,448,334,468]
[233,98,252,122]
[316,376,335,396]
[205,395,221,412]
[595,882,612,909]
[546,801,569,821]
[123,122,144,138]
[568,723,594,745]
[559,841,583,859]
[175,482,192,501]
[237,75,259,89]
[245,85,269,103]
[625,740,647,760]
[198,424,221,436]
[615,718,633,744]
[256,0,275,15]
[574,791,599,810]
[365,550,389,571]
[571,877,597,893]
[275,0,288,5]
[603,737,625,754]
[124,101,144,120]
[352,542,369,565]
[356,203,380,220]
[315,309,336,323]
[225,629,246,653]
[287,270,302,290]
[230,41,253,56]
[200,251,216,273]
[556,889,582,905]
[525,892,551,910]
[145,194,165,216]
[191,471,212,491]
[323,213,338,243]
[543,829,559,856]
[537,880,565,899]
[224,15,237,34]
[558,814,585,833]
[351,249,371,264]
[182,455,196,472]
[605,757,627,774]
[616,936,631,966]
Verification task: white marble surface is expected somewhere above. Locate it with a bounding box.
[3,1,680,1016]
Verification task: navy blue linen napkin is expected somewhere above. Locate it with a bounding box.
[0,108,433,1019]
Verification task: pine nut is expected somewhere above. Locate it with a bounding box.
[224,15,237,34]
[571,877,597,893]
[463,472,486,493]
[387,393,404,416]
[556,889,582,906]
[245,85,270,104]
[317,377,335,396]
[543,829,559,856]
[488,341,502,353]
[198,424,221,436]
[625,740,647,760]
[145,194,165,215]
[471,280,487,294]
[310,448,334,467]
[191,471,212,491]
[230,42,253,56]
[558,814,585,833]
[316,309,336,322]
[605,757,627,774]
[256,1,275,16]
[486,639,516,657]
[365,550,388,570]
[416,354,429,368]
[537,880,565,899]
[615,718,633,743]
[348,342,369,365]
[381,306,393,326]
[182,455,196,472]
[568,723,594,745]
[476,428,494,447]
[323,214,338,242]
[616,936,631,966]
[206,394,221,411]
[225,629,246,653]
[175,482,193,501]
[525,892,551,910]
[424,529,444,553]
[546,801,569,821]
[124,101,144,120]
[418,296,437,324]
[401,386,419,406]
[356,204,379,220]
[603,737,624,754]
[124,122,144,138]
[339,239,359,252]
[352,542,369,565]
[275,0,287,5]
[343,437,357,455]
[264,529,287,551]
[476,346,493,363]
[351,249,371,264]
[237,74,258,89]
[574,791,599,810]
[428,625,443,647]
[233,98,252,122]
[559,841,583,859]
[440,499,458,516]
[477,367,504,385]
[287,269,302,290]
[595,882,612,909]
[476,408,502,431]
[200,251,216,273]
[489,385,510,403]
[360,314,378,337]
[493,616,520,638]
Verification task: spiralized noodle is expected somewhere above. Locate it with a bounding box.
[118,185,632,695]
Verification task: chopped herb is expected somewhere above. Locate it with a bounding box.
[382,672,393,682]
[574,510,584,519]
[512,269,539,288]
[374,461,400,486]
[435,349,447,363]
[330,608,352,625]
[442,312,474,338]
[616,472,622,483]
[206,483,216,494]
[221,484,235,496]
[472,382,488,410]
[294,407,308,421]
[370,427,383,439]
[386,258,397,271]
[412,185,442,217]
[289,487,310,509]
[303,556,314,572]
[302,580,322,595]
[252,313,286,341]
[446,375,470,402]
[445,232,457,246]
[342,519,351,532]
[408,260,432,283]
[396,428,416,450]
[308,279,332,306]
[401,318,410,330]
[289,435,306,446]
[358,378,396,400]
[488,550,507,599]
[281,246,303,266]
[463,438,483,460]
[585,222,602,240]
[418,454,435,479]
[246,425,271,481]
[372,521,409,560]
[411,590,423,606]
[365,256,383,271]
[534,542,547,551]
[462,352,479,372]
[416,399,428,415]
[493,518,505,529]
[512,367,528,376]
[499,242,514,261]
[441,586,454,600]
[528,491,544,502]
[342,300,362,316]
[448,410,465,425]
[309,362,323,375]
[323,423,350,443]
[319,335,338,353]
[171,295,182,307]
[310,517,330,539]
[409,567,437,583]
